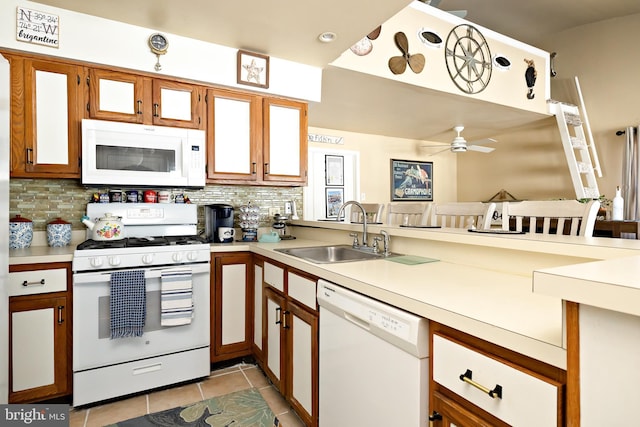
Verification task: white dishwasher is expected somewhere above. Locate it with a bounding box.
[317,279,429,427]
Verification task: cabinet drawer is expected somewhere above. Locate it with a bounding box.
[8,268,67,296]
[432,334,560,427]
[264,262,284,292]
[287,272,316,310]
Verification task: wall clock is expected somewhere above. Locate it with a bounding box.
[445,24,492,94]
[148,33,168,71]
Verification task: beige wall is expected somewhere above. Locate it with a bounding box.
[458,13,640,202]
[308,126,458,204]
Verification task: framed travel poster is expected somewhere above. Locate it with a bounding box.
[325,187,344,218]
[390,159,433,201]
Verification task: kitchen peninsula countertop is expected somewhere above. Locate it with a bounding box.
[11,222,640,370]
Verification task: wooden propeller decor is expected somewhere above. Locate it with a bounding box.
[388,32,425,75]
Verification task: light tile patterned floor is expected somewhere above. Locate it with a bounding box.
[68,362,305,427]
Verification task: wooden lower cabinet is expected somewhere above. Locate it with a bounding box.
[8,263,72,403]
[430,323,566,427]
[261,259,318,427]
[211,252,253,362]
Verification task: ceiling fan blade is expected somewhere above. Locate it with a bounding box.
[408,54,425,73]
[467,138,497,146]
[388,56,407,75]
[449,10,468,18]
[467,145,495,153]
[427,146,453,156]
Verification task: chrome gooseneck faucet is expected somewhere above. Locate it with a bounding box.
[336,201,369,248]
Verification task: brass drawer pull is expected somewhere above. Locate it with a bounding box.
[459,369,503,399]
[22,279,45,287]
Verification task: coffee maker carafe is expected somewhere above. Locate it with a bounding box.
[204,204,235,243]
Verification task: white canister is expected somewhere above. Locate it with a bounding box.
[47,218,72,247]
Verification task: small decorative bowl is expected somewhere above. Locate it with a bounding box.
[47,218,72,247]
[9,215,33,249]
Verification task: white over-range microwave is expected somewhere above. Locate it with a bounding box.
[81,119,206,188]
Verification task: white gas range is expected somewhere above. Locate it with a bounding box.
[72,203,211,407]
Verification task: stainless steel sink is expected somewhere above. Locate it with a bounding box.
[275,245,398,264]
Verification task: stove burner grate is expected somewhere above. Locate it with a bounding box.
[76,235,207,250]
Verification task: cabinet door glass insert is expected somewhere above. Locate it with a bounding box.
[214,97,251,173]
[98,79,135,114]
[35,70,69,164]
[269,105,301,176]
[160,88,192,121]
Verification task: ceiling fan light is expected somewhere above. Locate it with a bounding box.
[450,145,467,153]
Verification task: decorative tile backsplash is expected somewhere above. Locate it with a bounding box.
[9,179,303,232]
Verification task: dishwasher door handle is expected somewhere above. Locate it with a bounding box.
[344,312,371,331]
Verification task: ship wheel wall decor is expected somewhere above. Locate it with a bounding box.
[445,24,492,94]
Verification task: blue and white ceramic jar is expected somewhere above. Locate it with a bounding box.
[9,215,33,249]
[47,218,72,247]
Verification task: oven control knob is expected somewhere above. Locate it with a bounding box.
[90,257,103,268]
[108,256,121,266]
[142,254,154,264]
[187,251,199,261]
[172,252,183,262]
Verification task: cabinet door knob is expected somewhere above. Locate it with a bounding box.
[428,411,442,426]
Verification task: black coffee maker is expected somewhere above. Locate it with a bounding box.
[204,204,235,243]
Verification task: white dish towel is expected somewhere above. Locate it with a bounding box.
[160,268,193,326]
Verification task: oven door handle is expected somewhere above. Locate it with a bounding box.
[73,263,210,284]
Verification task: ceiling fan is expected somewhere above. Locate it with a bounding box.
[419,0,468,18]
[422,126,497,154]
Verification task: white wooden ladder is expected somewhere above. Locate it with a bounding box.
[548,78,602,199]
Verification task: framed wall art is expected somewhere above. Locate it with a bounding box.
[237,49,269,88]
[325,187,344,218]
[390,159,433,201]
[325,154,344,186]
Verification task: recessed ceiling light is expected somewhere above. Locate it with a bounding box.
[318,32,337,43]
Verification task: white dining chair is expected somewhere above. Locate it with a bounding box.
[349,203,385,223]
[430,202,497,229]
[501,199,600,236]
[386,202,432,226]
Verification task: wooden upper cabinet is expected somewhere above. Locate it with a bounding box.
[9,56,83,178]
[206,90,308,186]
[263,97,308,184]
[88,68,204,129]
[206,88,261,182]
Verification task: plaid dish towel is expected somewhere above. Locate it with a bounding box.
[161,268,194,326]
[110,270,146,339]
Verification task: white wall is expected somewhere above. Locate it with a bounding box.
[0,0,322,102]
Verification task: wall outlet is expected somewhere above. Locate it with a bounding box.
[269,207,280,216]
[284,201,292,214]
